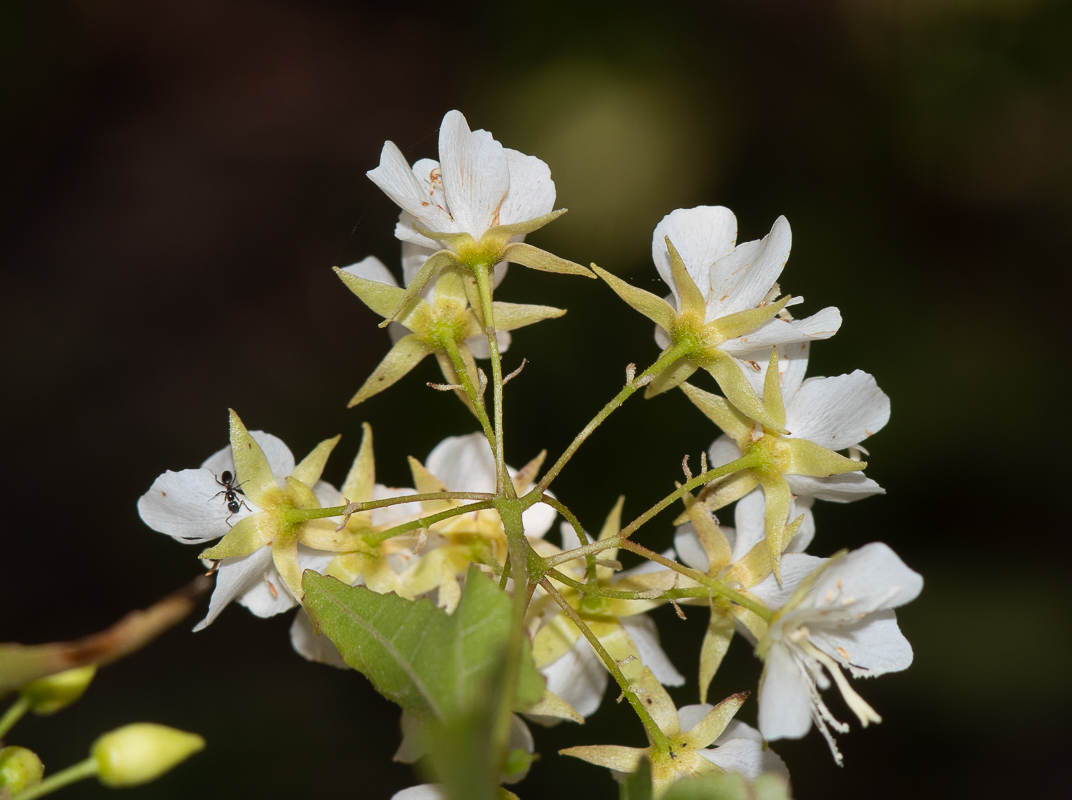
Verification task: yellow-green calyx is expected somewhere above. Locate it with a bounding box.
[336,265,566,408]
[681,348,864,579]
[560,669,748,799]
[592,236,790,432]
[199,410,352,601]
[20,665,96,715]
[378,210,594,326]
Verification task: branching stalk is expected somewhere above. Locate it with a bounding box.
[540,578,672,751]
[534,341,692,493]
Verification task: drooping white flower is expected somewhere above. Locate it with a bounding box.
[756,542,922,763]
[562,668,787,798]
[593,206,839,430]
[366,110,592,323]
[672,493,825,702]
[685,341,889,573]
[138,412,349,630]
[335,254,565,406]
[526,504,683,726]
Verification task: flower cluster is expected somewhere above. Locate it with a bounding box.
[137,109,920,799]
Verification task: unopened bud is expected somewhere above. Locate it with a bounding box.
[92,723,204,787]
[21,665,96,715]
[0,746,44,794]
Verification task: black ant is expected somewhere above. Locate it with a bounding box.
[211,470,250,524]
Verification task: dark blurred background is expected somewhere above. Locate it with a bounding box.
[2,0,1070,797]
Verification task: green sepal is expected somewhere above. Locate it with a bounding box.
[592,265,678,333]
[292,435,340,487]
[348,334,432,407]
[502,242,595,277]
[379,250,460,326]
[228,410,277,505]
[704,355,787,434]
[786,439,865,477]
[680,382,752,445]
[198,514,272,561]
[664,236,707,319]
[644,354,699,398]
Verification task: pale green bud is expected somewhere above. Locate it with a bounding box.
[0,746,44,794]
[20,665,96,715]
[92,723,204,788]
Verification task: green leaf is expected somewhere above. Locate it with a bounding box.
[619,757,653,800]
[302,567,544,722]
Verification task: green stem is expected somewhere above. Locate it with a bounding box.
[14,758,97,800]
[534,341,692,494]
[442,336,497,448]
[619,454,759,540]
[364,500,496,545]
[472,262,513,498]
[539,454,758,572]
[539,495,597,583]
[543,568,716,601]
[0,695,29,740]
[492,500,529,769]
[281,492,492,524]
[617,540,772,621]
[539,578,672,751]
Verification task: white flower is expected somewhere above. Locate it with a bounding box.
[138,412,348,630]
[562,668,786,798]
[526,507,683,726]
[756,542,922,763]
[366,110,591,323]
[369,110,556,252]
[650,207,841,359]
[592,206,839,430]
[685,341,889,574]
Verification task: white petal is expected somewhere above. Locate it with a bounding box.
[784,472,884,502]
[340,256,398,287]
[708,216,791,318]
[722,308,842,359]
[521,489,556,539]
[371,484,422,526]
[394,712,425,763]
[748,554,827,610]
[559,520,581,552]
[677,703,715,734]
[465,330,511,359]
[708,435,743,468]
[786,371,890,450]
[289,609,347,669]
[785,498,815,553]
[674,523,709,572]
[391,785,447,800]
[368,141,455,234]
[425,433,497,493]
[620,615,684,686]
[499,148,556,227]
[654,322,672,350]
[810,609,914,675]
[236,558,299,619]
[701,736,789,780]
[540,635,609,719]
[314,481,343,508]
[438,110,510,238]
[193,547,276,631]
[731,488,766,561]
[652,206,738,308]
[757,644,814,740]
[805,542,922,614]
[201,430,295,484]
[728,340,810,398]
[138,469,251,543]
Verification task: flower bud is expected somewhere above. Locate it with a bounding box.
[20,665,96,715]
[91,723,204,788]
[0,746,44,794]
